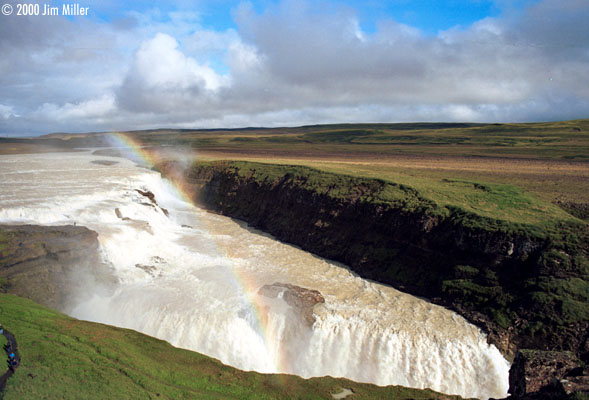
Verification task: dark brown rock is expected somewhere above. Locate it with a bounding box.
[560,373,589,396]
[508,350,583,397]
[258,282,325,326]
[135,189,169,217]
[556,200,589,221]
[136,189,156,204]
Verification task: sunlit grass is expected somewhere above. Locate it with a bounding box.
[193,158,580,229]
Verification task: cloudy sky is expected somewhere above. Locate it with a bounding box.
[0,0,587,136]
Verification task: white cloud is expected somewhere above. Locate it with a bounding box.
[226,40,261,74]
[0,104,18,119]
[134,33,227,91]
[1,0,588,136]
[115,33,230,114]
[37,94,116,121]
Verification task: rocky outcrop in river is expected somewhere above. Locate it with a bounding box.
[258,282,325,326]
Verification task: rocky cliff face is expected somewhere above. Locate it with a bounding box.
[508,350,589,398]
[0,225,113,311]
[156,161,589,364]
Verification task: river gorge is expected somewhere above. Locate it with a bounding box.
[0,150,510,399]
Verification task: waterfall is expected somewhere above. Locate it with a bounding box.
[0,151,510,399]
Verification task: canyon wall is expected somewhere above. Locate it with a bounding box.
[157,160,589,366]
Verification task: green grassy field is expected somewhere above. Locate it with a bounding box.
[217,160,580,228]
[129,119,589,160]
[0,294,462,400]
[0,331,6,353]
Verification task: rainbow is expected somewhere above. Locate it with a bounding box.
[106,132,290,375]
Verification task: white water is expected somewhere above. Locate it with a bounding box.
[0,151,510,399]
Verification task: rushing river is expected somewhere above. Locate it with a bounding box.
[0,150,510,399]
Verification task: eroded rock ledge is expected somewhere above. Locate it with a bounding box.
[0,224,113,311]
